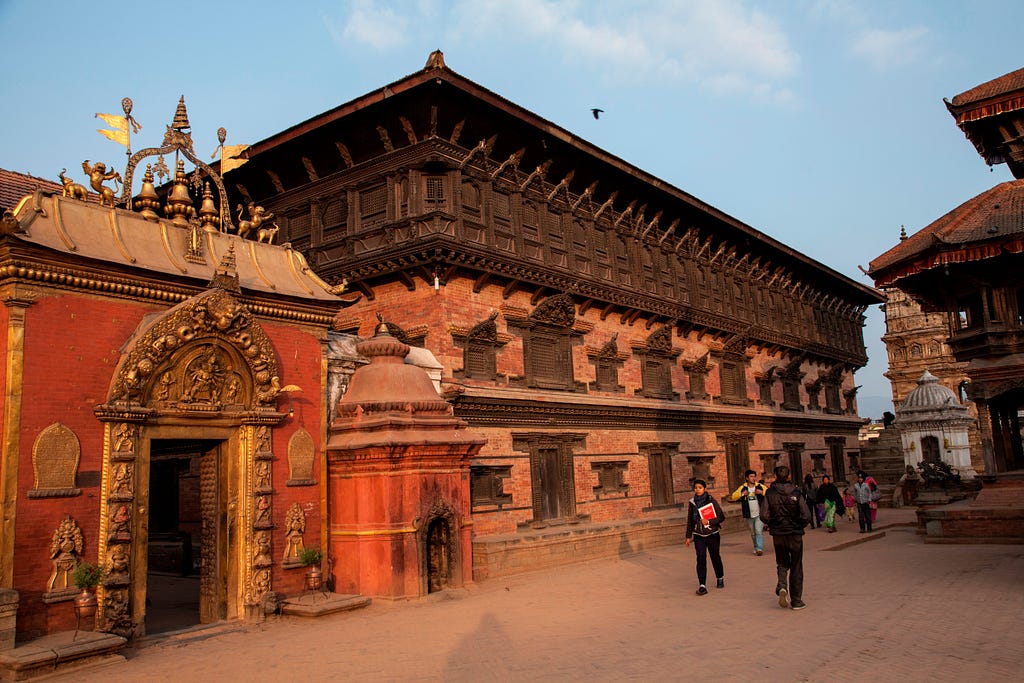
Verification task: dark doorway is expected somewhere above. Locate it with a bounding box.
[146,439,222,634]
[921,435,941,463]
[426,518,451,593]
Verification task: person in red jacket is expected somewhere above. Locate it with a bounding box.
[684,479,725,596]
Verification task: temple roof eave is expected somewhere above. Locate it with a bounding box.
[8,191,352,303]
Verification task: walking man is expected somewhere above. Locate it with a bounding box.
[853,471,874,533]
[730,469,767,555]
[760,465,812,610]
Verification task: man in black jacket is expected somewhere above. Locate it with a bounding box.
[760,465,813,610]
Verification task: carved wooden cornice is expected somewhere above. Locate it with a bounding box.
[452,394,862,433]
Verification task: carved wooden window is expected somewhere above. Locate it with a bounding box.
[572,218,591,275]
[781,372,803,411]
[811,453,826,474]
[642,358,674,399]
[720,433,753,492]
[470,465,513,507]
[648,451,674,507]
[462,180,480,216]
[358,184,387,229]
[718,352,750,406]
[595,358,618,391]
[784,443,804,483]
[592,461,629,497]
[525,327,573,390]
[514,433,584,524]
[545,213,567,268]
[322,196,348,234]
[827,438,846,480]
[425,175,447,212]
[465,342,495,379]
[589,336,623,393]
[824,379,842,414]
[395,176,410,218]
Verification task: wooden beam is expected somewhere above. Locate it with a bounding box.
[502,280,518,300]
[578,298,595,316]
[473,272,490,293]
[353,280,375,301]
[600,302,615,321]
[397,270,416,291]
[530,287,547,306]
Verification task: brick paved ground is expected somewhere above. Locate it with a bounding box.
[56,509,1024,682]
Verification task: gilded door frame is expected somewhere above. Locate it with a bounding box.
[93,286,287,637]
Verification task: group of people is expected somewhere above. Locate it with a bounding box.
[684,466,884,611]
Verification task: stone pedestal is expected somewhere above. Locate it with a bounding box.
[327,322,485,599]
[0,589,17,651]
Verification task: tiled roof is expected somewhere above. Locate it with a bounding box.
[869,179,1024,284]
[950,67,1024,107]
[0,168,62,210]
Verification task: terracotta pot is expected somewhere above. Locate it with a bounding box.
[74,588,98,622]
[305,565,322,592]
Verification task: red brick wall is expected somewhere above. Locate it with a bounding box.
[345,277,858,537]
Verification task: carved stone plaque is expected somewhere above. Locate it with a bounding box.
[287,428,315,486]
[29,423,81,497]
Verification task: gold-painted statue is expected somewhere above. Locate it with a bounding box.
[58,168,88,200]
[81,160,122,207]
[236,203,276,241]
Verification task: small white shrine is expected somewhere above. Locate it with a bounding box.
[896,370,977,479]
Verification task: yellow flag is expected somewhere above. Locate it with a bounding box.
[220,144,249,174]
[95,112,129,147]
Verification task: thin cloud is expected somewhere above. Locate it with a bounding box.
[325,1,409,50]
[851,26,930,69]
[327,0,801,107]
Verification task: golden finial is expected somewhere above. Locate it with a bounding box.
[172,96,191,131]
[164,158,195,228]
[136,164,160,221]
[198,182,220,233]
[375,311,389,335]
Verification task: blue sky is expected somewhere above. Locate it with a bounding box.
[2,0,1021,418]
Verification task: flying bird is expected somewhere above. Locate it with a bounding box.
[591,108,604,120]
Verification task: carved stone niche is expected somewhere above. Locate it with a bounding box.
[287,428,316,486]
[28,423,82,498]
[687,456,715,489]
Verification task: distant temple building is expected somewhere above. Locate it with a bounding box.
[1,52,881,656]
[870,67,1024,476]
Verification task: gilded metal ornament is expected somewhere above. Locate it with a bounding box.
[47,515,84,592]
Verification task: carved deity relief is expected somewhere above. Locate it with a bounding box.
[283,503,305,564]
[46,515,84,593]
[102,587,132,635]
[254,495,272,528]
[110,462,134,499]
[253,531,272,567]
[107,288,279,409]
[113,423,136,454]
[106,543,130,585]
[108,504,131,541]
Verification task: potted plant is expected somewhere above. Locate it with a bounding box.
[298,547,323,592]
[72,561,104,626]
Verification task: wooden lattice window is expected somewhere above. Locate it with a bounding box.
[526,327,573,390]
[425,175,446,211]
[359,184,387,229]
[595,358,618,391]
[465,342,495,379]
[470,465,513,507]
[719,356,749,405]
[642,358,674,399]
